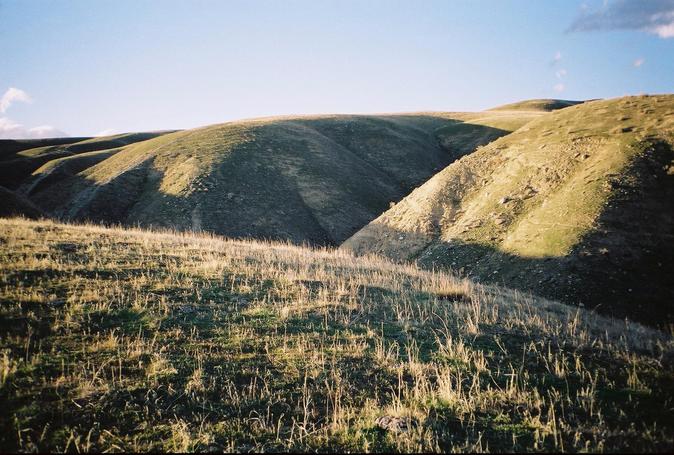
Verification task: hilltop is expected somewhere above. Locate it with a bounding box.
[21,111,539,245]
[0,217,671,452]
[343,95,674,326]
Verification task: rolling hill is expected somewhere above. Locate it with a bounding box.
[0,217,671,452]
[0,131,175,190]
[23,111,539,245]
[342,95,674,326]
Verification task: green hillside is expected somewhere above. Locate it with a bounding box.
[0,218,671,452]
[342,95,674,326]
[26,112,538,245]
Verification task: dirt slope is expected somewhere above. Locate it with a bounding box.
[26,111,539,245]
[343,95,674,326]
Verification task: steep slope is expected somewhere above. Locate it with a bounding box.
[0,218,672,452]
[343,95,674,326]
[0,131,174,189]
[27,111,539,245]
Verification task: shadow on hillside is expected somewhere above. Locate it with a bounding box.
[432,121,511,160]
[0,153,75,190]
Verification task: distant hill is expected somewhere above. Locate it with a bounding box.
[489,99,585,112]
[20,149,122,197]
[0,137,91,160]
[24,112,539,245]
[0,131,175,189]
[343,95,674,326]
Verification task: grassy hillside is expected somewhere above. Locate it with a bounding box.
[0,132,174,190]
[0,218,672,452]
[25,112,538,246]
[343,95,674,327]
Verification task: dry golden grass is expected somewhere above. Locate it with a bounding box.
[0,217,672,452]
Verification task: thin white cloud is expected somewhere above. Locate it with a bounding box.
[652,21,674,37]
[555,69,568,79]
[0,86,67,139]
[568,0,674,39]
[553,83,566,93]
[0,117,66,139]
[0,117,22,136]
[633,57,645,67]
[0,87,32,114]
[28,125,66,138]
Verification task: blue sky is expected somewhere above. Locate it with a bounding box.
[1,0,673,138]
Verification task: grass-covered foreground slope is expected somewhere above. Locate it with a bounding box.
[25,111,538,246]
[343,95,674,327]
[0,218,673,452]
